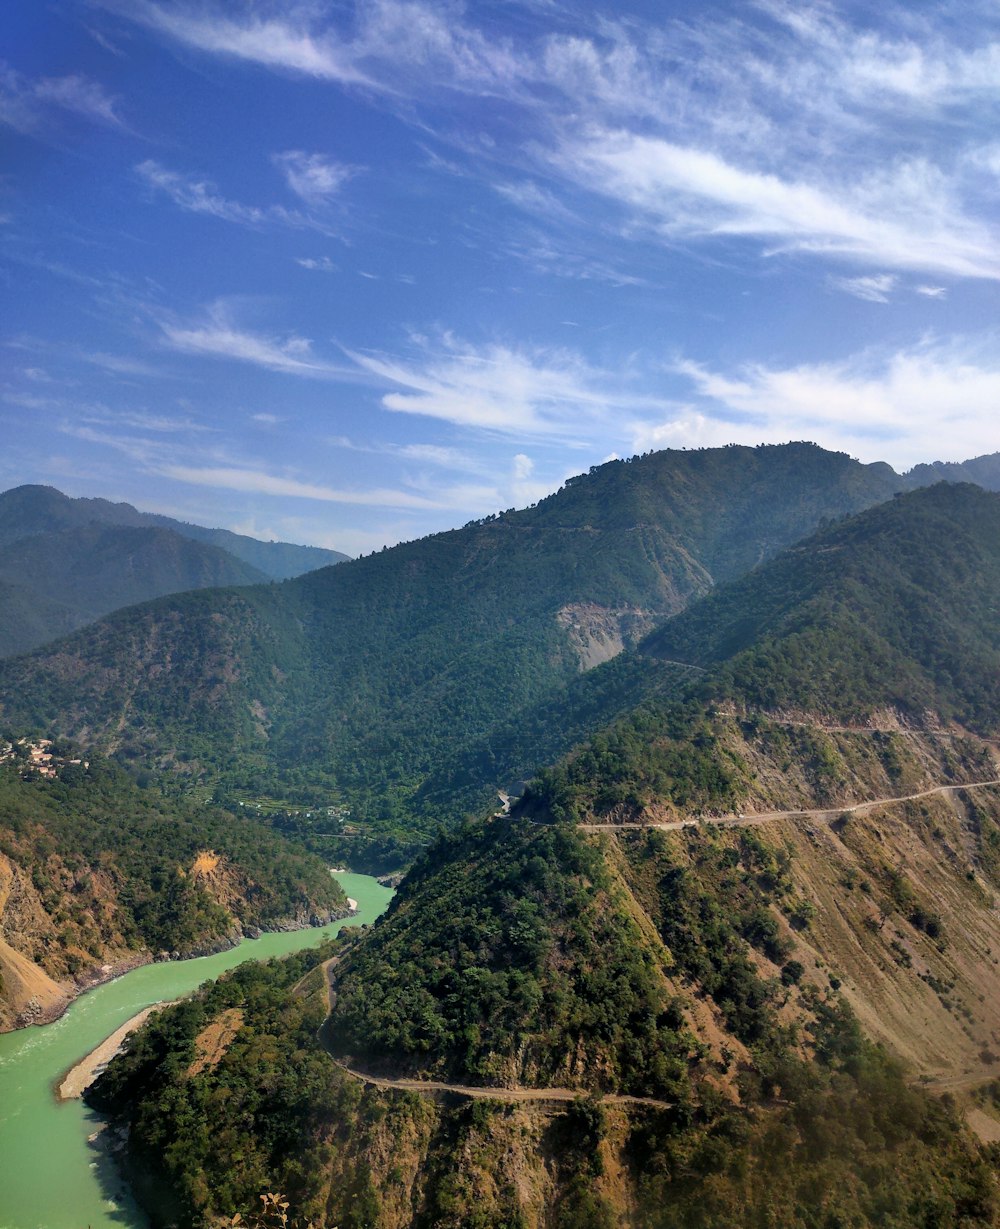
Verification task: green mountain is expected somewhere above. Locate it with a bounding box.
[0,445,906,857]
[0,744,346,1031]
[0,485,350,657]
[0,523,270,657]
[0,485,349,578]
[83,476,1000,1228]
[644,482,1000,733]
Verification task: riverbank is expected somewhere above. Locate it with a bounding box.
[2,900,357,1037]
[0,872,394,1229]
[58,1003,175,1100]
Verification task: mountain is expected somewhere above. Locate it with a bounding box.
[644,481,1000,733]
[0,485,349,657]
[0,744,347,1032]
[0,485,350,578]
[0,444,907,860]
[907,451,1000,492]
[0,523,270,657]
[83,476,1000,1227]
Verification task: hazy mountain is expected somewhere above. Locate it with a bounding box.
[907,450,1000,492]
[0,485,350,578]
[0,485,350,657]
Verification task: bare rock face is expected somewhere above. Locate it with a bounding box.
[0,855,70,1030]
[555,603,658,670]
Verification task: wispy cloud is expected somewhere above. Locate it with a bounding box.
[111,1,376,85]
[656,336,1000,466]
[830,273,897,303]
[345,332,657,437]
[136,160,335,232]
[296,256,338,273]
[34,74,122,125]
[107,3,1000,285]
[159,464,442,508]
[554,132,1000,280]
[159,304,347,377]
[0,63,123,132]
[274,151,357,204]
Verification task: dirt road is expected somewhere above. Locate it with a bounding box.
[574,778,1000,834]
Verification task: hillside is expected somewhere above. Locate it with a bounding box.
[0,485,349,578]
[0,445,905,856]
[89,800,1000,1227]
[0,745,347,1032]
[643,482,1000,733]
[74,463,1000,1226]
[0,484,350,657]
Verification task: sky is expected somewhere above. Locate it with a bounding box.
[3,1,1000,555]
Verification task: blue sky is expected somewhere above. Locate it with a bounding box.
[3,0,1000,554]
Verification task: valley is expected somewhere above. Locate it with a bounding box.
[6,447,1000,1226]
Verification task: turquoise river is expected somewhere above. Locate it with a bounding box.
[0,871,394,1229]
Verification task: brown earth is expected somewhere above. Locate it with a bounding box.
[187,1007,245,1077]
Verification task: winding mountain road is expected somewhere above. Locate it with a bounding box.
[317,955,674,1110]
[574,778,1000,834]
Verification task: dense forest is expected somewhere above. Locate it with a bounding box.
[0,445,911,860]
[91,816,1000,1228]
[0,750,346,988]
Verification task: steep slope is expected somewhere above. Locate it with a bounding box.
[90,813,1000,1228]
[0,484,349,578]
[0,748,347,1031]
[0,523,271,657]
[643,482,1000,732]
[0,445,904,845]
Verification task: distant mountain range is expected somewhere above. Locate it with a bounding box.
[0,442,981,852]
[0,485,349,657]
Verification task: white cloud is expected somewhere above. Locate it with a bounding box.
[159,464,442,508]
[114,2,374,85]
[830,274,897,303]
[345,333,653,437]
[159,304,347,377]
[108,3,1000,286]
[136,160,334,232]
[555,132,1000,280]
[0,63,123,131]
[34,75,122,125]
[296,256,338,273]
[915,284,948,298]
[661,338,1000,467]
[274,151,356,204]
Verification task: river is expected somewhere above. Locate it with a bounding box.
[0,872,394,1229]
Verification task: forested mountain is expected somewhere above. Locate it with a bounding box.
[907,450,1000,492]
[645,481,1000,732]
[0,523,269,657]
[0,485,349,578]
[0,746,346,1032]
[0,445,906,855]
[0,485,349,657]
[85,475,1000,1228]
